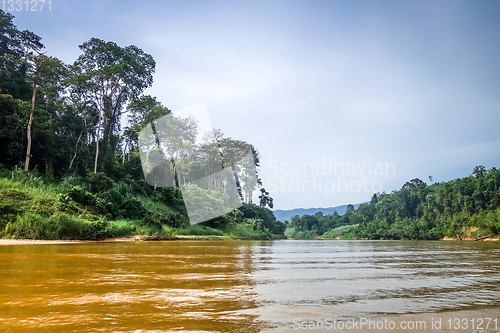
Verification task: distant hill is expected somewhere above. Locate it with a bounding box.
[273,203,364,222]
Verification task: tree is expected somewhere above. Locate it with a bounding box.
[0,10,25,98]
[219,137,258,202]
[71,38,155,173]
[124,95,171,163]
[24,54,67,171]
[258,188,273,209]
[473,165,486,178]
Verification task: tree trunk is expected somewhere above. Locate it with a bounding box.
[98,121,111,172]
[122,139,128,164]
[44,154,53,175]
[24,83,37,171]
[69,130,83,170]
[94,109,102,173]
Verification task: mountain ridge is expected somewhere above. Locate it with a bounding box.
[273,203,365,222]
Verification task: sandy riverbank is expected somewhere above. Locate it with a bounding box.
[442,236,500,241]
[2,236,499,245]
[0,237,136,245]
[0,235,248,245]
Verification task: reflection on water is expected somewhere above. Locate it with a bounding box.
[0,240,499,332]
[249,240,500,332]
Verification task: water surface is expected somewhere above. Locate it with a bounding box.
[1,240,499,332]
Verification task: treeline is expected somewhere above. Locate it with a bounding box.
[0,10,283,240]
[285,166,500,240]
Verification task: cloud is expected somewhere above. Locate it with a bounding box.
[11,0,500,209]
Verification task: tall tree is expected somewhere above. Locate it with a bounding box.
[0,10,42,99]
[24,54,67,171]
[71,38,155,173]
[124,95,171,162]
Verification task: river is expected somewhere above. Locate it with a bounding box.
[1,240,499,332]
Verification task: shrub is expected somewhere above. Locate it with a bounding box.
[341,231,356,240]
[13,213,85,240]
[225,220,274,240]
[0,203,19,228]
[82,217,109,240]
[176,224,224,236]
[135,223,161,236]
[322,224,358,239]
[68,185,95,206]
[85,172,114,193]
[119,198,149,219]
[106,219,136,237]
[95,189,123,217]
[9,166,43,187]
[284,226,296,238]
[154,212,188,228]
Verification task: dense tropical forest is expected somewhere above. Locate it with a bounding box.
[284,166,500,240]
[0,10,283,240]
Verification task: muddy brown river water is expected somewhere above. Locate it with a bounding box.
[0,240,499,332]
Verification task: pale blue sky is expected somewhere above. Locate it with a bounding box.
[10,0,500,209]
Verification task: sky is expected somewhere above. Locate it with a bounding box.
[9,0,500,210]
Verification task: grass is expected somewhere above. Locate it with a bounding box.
[106,219,136,237]
[10,212,88,240]
[321,224,358,239]
[176,224,224,236]
[139,197,177,216]
[224,222,275,240]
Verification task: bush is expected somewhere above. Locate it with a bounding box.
[9,166,43,187]
[106,219,136,237]
[0,203,20,229]
[60,174,84,192]
[322,224,358,239]
[154,212,188,228]
[68,185,95,206]
[85,172,114,193]
[95,189,124,217]
[119,198,149,219]
[341,231,356,239]
[135,223,161,236]
[225,219,274,240]
[176,224,224,236]
[82,218,109,240]
[13,213,85,240]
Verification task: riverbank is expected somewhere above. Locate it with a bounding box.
[0,234,256,245]
[442,236,500,241]
[3,235,499,245]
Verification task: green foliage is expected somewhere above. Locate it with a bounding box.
[288,166,500,240]
[176,224,224,236]
[322,224,358,239]
[12,213,86,240]
[119,198,149,219]
[224,218,273,240]
[105,219,136,237]
[82,217,109,240]
[85,173,114,193]
[238,202,284,234]
[68,185,95,205]
[0,97,26,167]
[8,166,43,186]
